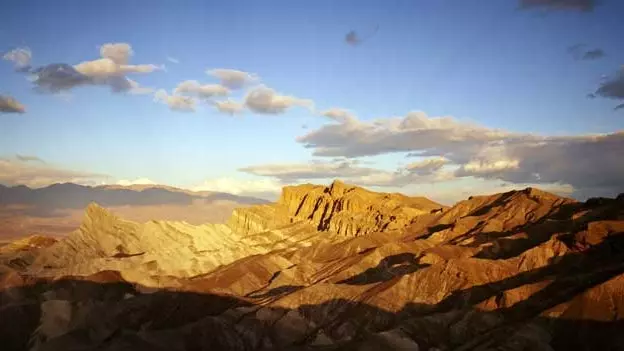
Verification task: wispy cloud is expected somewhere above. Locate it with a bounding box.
[15,155,43,163]
[154,89,198,112]
[212,100,245,115]
[0,156,108,187]
[592,66,624,110]
[173,80,229,99]
[206,69,258,89]
[192,177,282,200]
[0,95,26,113]
[519,0,596,12]
[320,108,357,123]
[568,44,606,60]
[116,178,156,186]
[239,158,453,188]
[345,25,379,46]
[166,56,180,64]
[244,85,313,114]
[2,47,32,71]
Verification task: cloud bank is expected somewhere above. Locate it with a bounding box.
[116,178,157,186]
[192,177,282,200]
[293,110,623,197]
[239,157,454,188]
[0,156,108,187]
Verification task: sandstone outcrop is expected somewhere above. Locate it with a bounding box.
[232,180,444,238]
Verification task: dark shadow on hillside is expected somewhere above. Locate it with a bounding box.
[337,252,430,285]
[247,285,304,299]
[0,183,267,217]
[469,197,623,260]
[2,254,624,351]
[467,190,517,217]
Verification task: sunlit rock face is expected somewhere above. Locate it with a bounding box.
[1,182,623,350]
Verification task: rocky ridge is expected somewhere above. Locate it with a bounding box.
[1,181,623,350]
[232,180,444,237]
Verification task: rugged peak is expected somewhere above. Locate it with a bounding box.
[272,182,441,237]
[518,186,568,201]
[328,179,351,197]
[84,202,114,220]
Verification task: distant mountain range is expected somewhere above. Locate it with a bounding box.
[0,182,267,215]
[0,183,268,239]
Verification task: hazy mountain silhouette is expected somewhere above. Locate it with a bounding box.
[0,183,267,217]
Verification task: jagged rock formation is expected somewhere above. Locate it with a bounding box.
[28,204,326,285]
[232,180,443,237]
[1,182,623,350]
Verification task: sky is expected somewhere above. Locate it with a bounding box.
[1,0,623,204]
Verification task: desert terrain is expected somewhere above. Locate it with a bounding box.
[1,180,623,350]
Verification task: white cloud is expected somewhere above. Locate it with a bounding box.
[460,159,520,175]
[154,89,197,112]
[74,58,160,77]
[298,110,511,159]
[192,177,282,200]
[297,109,624,198]
[244,85,314,114]
[166,56,180,64]
[75,42,161,78]
[2,47,32,70]
[29,43,159,95]
[0,156,108,187]
[0,95,26,113]
[213,100,245,115]
[321,108,357,123]
[405,157,449,175]
[207,69,258,89]
[239,160,382,181]
[173,80,229,99]
[239,158,453,188]
[116,178,157,186]
[99,43,132,65]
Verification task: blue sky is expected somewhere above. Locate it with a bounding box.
[1,0,623,203]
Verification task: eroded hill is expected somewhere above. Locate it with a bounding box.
[1,181,623,350]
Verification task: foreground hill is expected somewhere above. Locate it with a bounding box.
[1,181,623,350]
[0,182,268,240]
